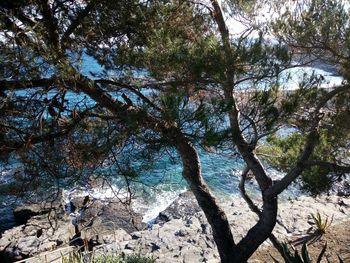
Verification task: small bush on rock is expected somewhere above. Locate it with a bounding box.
[311,212,332,234]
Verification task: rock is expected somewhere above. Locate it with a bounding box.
[335,179,350,197]
[13,205,51,225]
[104,229,131,243]
[149,242,160,252]
[201,223,209,234]
[131,232,142,239]
[68,195,91,213]
[4,189,350,263]
[37,241,57,252]
[0,191,145,262]
[175,229,188,237]
[13,190,64,225]
[155,191,201,223]
[125,243,135,250]
[0,213,72,263]
[180,246,203,262]
[74,199,147,246]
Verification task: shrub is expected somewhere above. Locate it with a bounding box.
[311,212,332,234]
[271,242,344,263]
[271,242,320,263]
[61,251,155,263]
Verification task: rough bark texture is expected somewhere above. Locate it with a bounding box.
[174,134,236,262]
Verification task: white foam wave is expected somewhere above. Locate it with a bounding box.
[64,183,129,202]
[62,183,187,224]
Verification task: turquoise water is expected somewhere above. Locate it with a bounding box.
[0,54,339,232]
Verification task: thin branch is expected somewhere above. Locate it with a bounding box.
[1,108,90,153]
[61,1,96,44]
[238,167,285,257]
[305,160,350,173]
[95,79,163,112]
[233,59,318,87]
[0,78,57,92]
[39,0,60,49]
[240,112,258,147]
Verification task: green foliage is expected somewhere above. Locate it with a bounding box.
[272,241,345,263]
[123,254,155,263]
[262,133,304,171]
[105,1,221,80]
[261,122,350,195]
[311,212,332,234]
[61,252,155,263]
[271,242,325,263]
[273,0,350,81]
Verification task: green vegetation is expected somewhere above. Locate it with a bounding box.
[62,252,155,263]
[260,126,350,195]
[271,242,344,263]
[271,242,325,263]
[311,212,332,234]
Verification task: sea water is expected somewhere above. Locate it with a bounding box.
[0,53,343,232]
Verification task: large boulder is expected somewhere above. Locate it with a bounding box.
[155,191,201,223]
[71,198,146,248]
[13,190,65,225]
[0,211,72,262]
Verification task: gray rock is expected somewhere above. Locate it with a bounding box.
[0,192,145,262]
[73,199,147,247]
[149,242,161,252]
[155,191,200,223]
[131,232,142,239]
[175,229,188,237]
[125,242,135,250]
[0,212,72,263]
[13,190,64,225]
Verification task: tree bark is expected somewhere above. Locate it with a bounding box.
[172,132,236,263]
[210,1,280,260]
[74,78,238,262]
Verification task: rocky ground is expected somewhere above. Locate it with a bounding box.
[0,190,146,262]
[252,220,350,262]
[0,190,349,262]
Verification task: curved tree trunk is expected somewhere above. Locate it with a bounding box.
[75,78,238,262]
[226,92,279,262]
[173,133,236,263]
[234,196,278,261]
[174,132,278,262]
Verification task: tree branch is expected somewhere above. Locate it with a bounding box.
[0,78,57,92]
[39,0,60,49]
[95,79,163,112]
[305,160,350,173]
[238,167,284,256]
[1,109,90,153]
[266,84,350,198]
[61,0,96,45]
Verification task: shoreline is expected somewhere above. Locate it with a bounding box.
[1,190,349,262]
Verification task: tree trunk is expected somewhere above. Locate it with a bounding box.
[75,78,238,262]
[233,196,278,261]
[173,133,236,263]
[174,133,278,262]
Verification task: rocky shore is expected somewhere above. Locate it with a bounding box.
[0,190,146,262]
[0,191,349,262]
